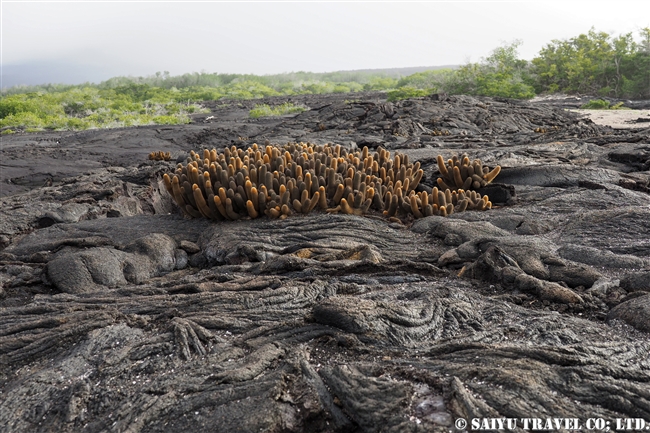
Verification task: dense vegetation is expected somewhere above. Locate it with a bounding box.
[532,28,650,98]
[0,86,209,134]
[249,103,306,118]
[1,28,648,133]
[579,99,629,110]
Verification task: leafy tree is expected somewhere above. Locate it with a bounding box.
[531,27,649,98]
[445,40,535,99]
[396,69,454,91]
[625,27,650,98]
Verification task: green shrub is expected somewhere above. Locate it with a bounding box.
[0,86,207,132]
[396,70,451,90]
[300,82,333,94]
[581,99,611,109]
[610,102,631,110]
[579,99,630,110]
[0,112,46,129]
[333,84,353,93]
[363,77,398,91]
[475,73,536,99]
[249,103,306,118]
[386,87,431,102]
[220,81,280,99]
[0,96,43,118]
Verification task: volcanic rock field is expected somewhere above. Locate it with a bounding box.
[1,92,649,432]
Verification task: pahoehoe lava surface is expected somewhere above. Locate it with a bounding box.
[1,92,650,432]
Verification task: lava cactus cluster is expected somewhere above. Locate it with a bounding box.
[436,154,501,192]
[149,151,172,161]
[162,142,500,221]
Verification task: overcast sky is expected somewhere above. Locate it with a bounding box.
[2,1,649,86]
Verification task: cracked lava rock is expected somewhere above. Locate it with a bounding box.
[1,92,650,432]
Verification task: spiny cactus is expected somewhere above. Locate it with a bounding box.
[436,154,501,191]
[162,142,496,221]
[149,151,172,161]
[431,128,451,136]
[534,126,560,133]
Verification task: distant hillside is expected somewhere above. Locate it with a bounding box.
[1,61,459,90]
[2,60,122,89]
[335,65,459,78]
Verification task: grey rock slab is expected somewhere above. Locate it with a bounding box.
[38,202,92,226]
[606,143,650,172]
[416,214,603,289]
[497,164,621,187]
[620,271,650,292]
[553,207,650,257]
[201,213,441,268]
[313,294,484,346]
[558,244,647,269]
[47,247,130,293]
[318,364,419,433]
[45,233,180,293]
[608,294,650,332]
[0,164,174,242]
[123,233,178,274]
[5,214,211,258]
[411,215,511,244]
